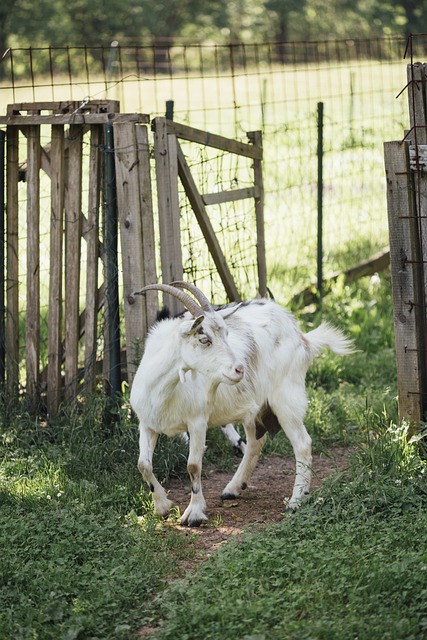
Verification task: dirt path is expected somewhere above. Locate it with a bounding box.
[167,447,351,558]
[138,448,351,638]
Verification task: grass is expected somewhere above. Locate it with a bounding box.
[2,272,427,639]
[151,421,427,640]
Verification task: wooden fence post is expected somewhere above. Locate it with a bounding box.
[25,125,41,405]
[153,117,183,315]
[384,140,425,424]
[247,130,267,298]
[114,121,157,386]
[6,125,19,398]
[84,125,102,391]
[64,125,83,400]
[47,125,65,416]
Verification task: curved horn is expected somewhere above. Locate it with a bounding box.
[170,281,213,311]
[131,283,203,318]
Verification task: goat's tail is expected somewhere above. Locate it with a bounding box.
[304,322,355,360]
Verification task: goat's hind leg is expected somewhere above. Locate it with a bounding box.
[221,421,266,499]
[138,426,174,517]
[270,388,312,510]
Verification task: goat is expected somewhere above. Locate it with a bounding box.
[156,307,247,457]
[130,281,354,527]
[180,423,246,456]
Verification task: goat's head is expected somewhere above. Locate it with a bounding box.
[134,282,244,385]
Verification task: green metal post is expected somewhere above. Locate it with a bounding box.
[317,102,324,299]
[104,124,121,399]
[0,130,5,388]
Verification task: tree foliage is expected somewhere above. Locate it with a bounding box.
[2,0,427,53]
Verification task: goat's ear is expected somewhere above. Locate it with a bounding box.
[190,315,205,331]
[218,303,242,319]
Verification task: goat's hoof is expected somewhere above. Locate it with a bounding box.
[181,516,207,527]
[183,519,202,527]
[284,505,297,513]
[221,492,239,501]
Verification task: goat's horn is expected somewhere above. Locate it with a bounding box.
[131,283,203,318]
[170,281,213,311]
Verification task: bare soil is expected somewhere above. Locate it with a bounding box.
[168,447,352,559]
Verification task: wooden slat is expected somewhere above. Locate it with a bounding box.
[84,126,102,391]
[161,118,263,160]
[0,113,149,126]
[25,125,41,404]
[64,125,83,399]
[114,122,150,385]
[407,63,427,420]
[247,130,267,297]
[154,119,183,315]
[384,140,424,424]
[6,126,20,396]
[291,248,391,307]
[407,63,427,145]
[47,125,65,416]
[176,141,241,302]
[135,124,158,329]
[202,186,257,205]
[7,100,120,116]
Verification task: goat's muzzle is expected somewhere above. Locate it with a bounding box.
[224,365,244,384]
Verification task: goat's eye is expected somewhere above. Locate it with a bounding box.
[199,336,211,346]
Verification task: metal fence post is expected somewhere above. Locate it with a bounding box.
[0,130,5,389]
[104,124,121,400]
[317,101,324,299]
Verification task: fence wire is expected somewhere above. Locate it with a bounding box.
[2,36,427,307]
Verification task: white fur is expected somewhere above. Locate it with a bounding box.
[130,298,354,526]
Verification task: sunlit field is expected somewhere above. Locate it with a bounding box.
[2,57,407,305]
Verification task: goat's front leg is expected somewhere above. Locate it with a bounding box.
[138,425,174,517]
[180,422,208,527]
[221,421,266,499]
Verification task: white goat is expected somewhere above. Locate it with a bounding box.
[130,282,354,527]
[181,423,247,455]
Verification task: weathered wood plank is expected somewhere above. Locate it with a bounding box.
[47,125,65,416]
[25,125,41,405]
[114,122,149,385]
[64,125,83,399]
[154,119,183,315]
[202,186,257,205]
[6,126,20,396]
[0,113,149,126]
[176,140,241,302]
[135,124,158,329]
[407,62,427,421]
[384,140,424,424]
[161,118,263,160]
[7,100,120,116]
[247,130,267,297]
[291,248,390,307]
[84,126,102,391]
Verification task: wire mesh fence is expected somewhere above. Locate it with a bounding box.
[2,36,427,403]
[2,36,423,301]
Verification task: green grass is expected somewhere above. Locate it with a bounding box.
[152,423,427,640]
[0,402,192,639]
[2,271,426,639]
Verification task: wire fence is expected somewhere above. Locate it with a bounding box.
[2,36,426,305]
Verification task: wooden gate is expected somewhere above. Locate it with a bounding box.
[152,118,266,315]
[0,101,154,415]
[0,103,266,415]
